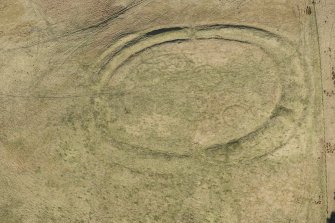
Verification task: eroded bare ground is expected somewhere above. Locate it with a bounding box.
[0,0,330,222]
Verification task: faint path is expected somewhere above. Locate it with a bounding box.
[315,0,335,217]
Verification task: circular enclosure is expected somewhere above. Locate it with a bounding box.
[94,25,307,163]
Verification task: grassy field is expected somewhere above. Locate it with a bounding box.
[0,0,329,222]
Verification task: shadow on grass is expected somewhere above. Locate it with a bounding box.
[328,212,335,223]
